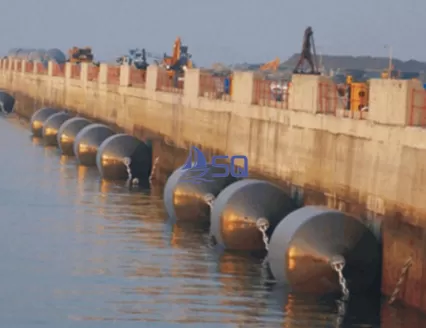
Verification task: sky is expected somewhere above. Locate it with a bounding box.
[2,0,425,66]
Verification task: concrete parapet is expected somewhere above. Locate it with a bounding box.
[183,68,200,101]
[146,65,158,91]
[232,71,254,104]
[98,64,108,84]
[290,73,337,113]
[119,64,130,86]
[369,78,426,126]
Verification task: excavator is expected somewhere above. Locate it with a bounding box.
[68,47,94,64]
[259,57,289,102]
[159,37,194,81]
[260,57,280,71]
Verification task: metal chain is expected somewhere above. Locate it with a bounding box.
[334,299,346,327]
[256,218,270,251]
[206,229,216,248]
[122,157,136,185]
[388,256,413,305]
[330,255,350,301]
[0,101,6,115]
[149,156,160,185]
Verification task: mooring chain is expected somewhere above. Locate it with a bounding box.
[388,256,413,305]
[203,193,215,209]
[122,157,138,185]
[334,299,346,328]
[206,229,217,249]
[0,102,6,115]
[256,218,270,251]
[330,255,350,301]
[149,156,160,185]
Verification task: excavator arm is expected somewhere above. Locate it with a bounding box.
[260,57,280,71]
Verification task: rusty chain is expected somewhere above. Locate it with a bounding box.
[388,256,413,305]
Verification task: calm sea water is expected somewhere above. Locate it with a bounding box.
[0,115,424,327]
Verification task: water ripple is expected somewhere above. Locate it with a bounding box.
[0,116,422,327]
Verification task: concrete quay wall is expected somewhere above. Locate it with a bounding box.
[2,59,426,310]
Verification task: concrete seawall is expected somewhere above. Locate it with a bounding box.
[2,58,426,310]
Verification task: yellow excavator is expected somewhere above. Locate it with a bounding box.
[68,47,94,64]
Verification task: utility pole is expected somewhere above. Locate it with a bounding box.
[385,44,393,79]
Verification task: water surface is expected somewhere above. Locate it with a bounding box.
[0,115,423,327]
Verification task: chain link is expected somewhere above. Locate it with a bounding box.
[149,156,160,185]
[256,217,270,251]
[0,102,7,115]
[334,299,346,327]
[330,255,349,301]
[203,193,215,209]
[206,229,216,248]
[122,157,137,185]
[388,256,413,305]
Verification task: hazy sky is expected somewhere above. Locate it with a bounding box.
[3,0,424,66]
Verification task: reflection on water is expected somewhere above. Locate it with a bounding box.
[0,115,425,327]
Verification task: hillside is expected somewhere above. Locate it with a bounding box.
[282,54,426,72]
[232,54,426,73]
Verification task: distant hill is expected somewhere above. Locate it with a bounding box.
[231,54,426,73]
[282,54,426,72]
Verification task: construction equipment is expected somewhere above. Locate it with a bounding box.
[259,58,290,101]
[381,68,397,79]
[151,37,194,87]
[336,74,368,111]
[293,27,320,74]
[161,37,193,77]
[260,57,280,71]
[68,47,94,64]
[348,82,369,111]
[116,48,148,70]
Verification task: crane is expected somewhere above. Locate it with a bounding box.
[260,57,280,71]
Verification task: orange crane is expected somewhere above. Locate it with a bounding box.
[260,57,280,71]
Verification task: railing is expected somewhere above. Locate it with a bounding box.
[409,89,426,127]
[199,71,231,100]
[252,76,289,109]
[318,82,368,119]
[129,67,146,88]
[156,69,183,94]
[36,62,47,75]
[88,65,99,82]
[70,64,80,79]
[107,66,120,85]
[25,62,34,73]
[52,63,65,77]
